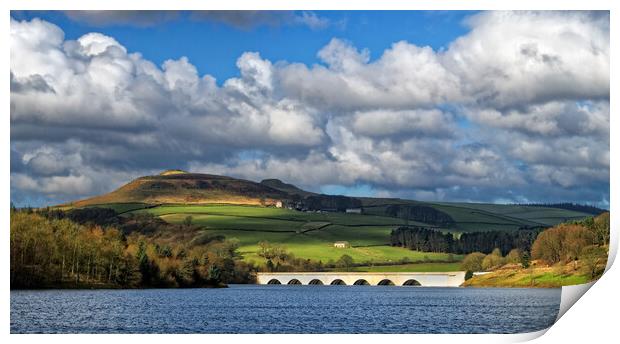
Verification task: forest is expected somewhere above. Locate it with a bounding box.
[9,208,256,289]
[390,226,546,255]
[384,205,455,226]
[303,194,362,211]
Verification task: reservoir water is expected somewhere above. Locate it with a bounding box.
[11,285,560,334]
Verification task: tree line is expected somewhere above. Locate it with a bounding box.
[517,203,606,215]
[303,195,362,212]
[390,226,546,255]
[460,248,530,278]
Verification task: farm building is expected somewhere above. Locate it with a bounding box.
[333,241,350,248]
[345,208,362,214]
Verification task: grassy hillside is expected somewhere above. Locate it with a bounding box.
[432,202,593,227]
[461,264,591,288]
[363,201,592,232]
[74,202,593,270]
[345,262,462,272]
[60,171,596,272]
[67,170,593,233]
[69,172,289,207]
[125,204,456,265]
[110,202,588,266]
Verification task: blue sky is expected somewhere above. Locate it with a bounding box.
[10,11,610,208]
[11,11,475,82]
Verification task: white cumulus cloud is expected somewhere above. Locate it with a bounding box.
[10,12,610,207]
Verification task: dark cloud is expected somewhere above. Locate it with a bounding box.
[189,11,295,29]
[62,10,330,30]
[10,149,26,173]
[64,11,180,27]
[10,73,55,94]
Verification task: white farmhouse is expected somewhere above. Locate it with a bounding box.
[333,241,350,248]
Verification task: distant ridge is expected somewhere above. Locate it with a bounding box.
[260,179,316,198]
[518,203,606,215]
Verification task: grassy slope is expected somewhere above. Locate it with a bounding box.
[346,262,462,272]
[363,201,592,232]
[127,204,459,265]
[67,170,592,233]
[462,265,590,288]
[70,173,289,207]
[83,202,592,271]
[431,202,592,228]
[137,204,407,225]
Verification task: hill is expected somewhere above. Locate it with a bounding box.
[71,171,289,207]
[71,170,594,232]
[62,170,596,269]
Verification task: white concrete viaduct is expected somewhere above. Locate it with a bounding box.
[256,271,466,287]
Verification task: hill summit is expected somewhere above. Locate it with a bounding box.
[71,170,290,207]
[159,169,189,176]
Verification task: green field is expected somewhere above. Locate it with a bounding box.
[123,204,458,266]
[432,202,592,227]
[363,201,592,232]
[346,262,462,272]
[89,201,593,271]
[137,204,407,226]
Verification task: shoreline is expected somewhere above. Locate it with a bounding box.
[10,283,569,290]
[10,283,228,290]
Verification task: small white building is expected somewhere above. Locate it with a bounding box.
[333,241,350,248]
[275,201,283,208]
[345,208,362,214]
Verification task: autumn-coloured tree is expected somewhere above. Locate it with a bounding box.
[531,227,564,264]
[505,249,522,264]
[532,224,595,264]
[563,225,594,261]
[460,252,485,272]
[481,252,504,271]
